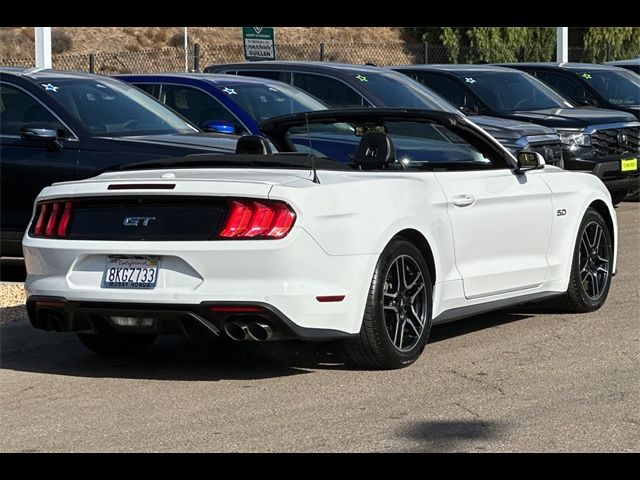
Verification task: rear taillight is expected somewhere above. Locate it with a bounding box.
[32,200,75,238]
[219,199,295,239]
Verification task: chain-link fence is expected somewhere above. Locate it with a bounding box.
[2,43,638,74]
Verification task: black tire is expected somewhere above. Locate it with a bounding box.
[553,208,613,313]
[610,190,628,206]
[344,238,433,369]
[78,331,157,354]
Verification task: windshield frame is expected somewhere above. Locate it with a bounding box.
[261,108,514,171]
[37,76,200,138]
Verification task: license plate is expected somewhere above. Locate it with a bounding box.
[621,158,638,172]
[102,256,160,289]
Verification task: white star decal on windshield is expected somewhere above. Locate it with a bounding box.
[465,77,476,84]
[222,87,237,95]
[41,83,59,92]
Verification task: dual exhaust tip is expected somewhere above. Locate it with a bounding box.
[224,321,273,342]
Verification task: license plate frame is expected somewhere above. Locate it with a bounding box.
[102,256,160,289]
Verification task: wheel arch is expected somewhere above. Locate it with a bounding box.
[588,199,615,248]
[393,228,436,286]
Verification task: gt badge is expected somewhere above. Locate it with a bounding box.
[123,216,156,227]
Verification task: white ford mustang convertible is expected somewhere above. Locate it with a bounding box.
[23,110,618,369]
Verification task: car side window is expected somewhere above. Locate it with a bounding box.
[292,73,366,108]
[134,83,159,97]
[533,71,598,106]
[159,84,245,133]
[410,73,481,113]
[0,83,67,137]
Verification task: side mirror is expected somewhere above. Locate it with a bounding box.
[20,126,63,151]
[458,105,479,115]
[516,151,545,173]
[201,119,236,134]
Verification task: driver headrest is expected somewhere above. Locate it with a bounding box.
[235,135,272,155]
[353,131,395,170]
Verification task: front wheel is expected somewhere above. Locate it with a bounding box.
[554,208,613,312]
[344,238,433,369]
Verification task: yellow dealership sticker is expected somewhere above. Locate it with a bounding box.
[621,158,638,172]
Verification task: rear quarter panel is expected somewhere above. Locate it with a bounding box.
[269,170,461,285]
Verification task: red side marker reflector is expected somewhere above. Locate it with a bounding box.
[36,300,66,308]
[316,295,346,303]
[208,306,265,313]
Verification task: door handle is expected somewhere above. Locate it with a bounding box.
[452,194,475,207]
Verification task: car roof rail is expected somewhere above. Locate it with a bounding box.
[19,67,49,76]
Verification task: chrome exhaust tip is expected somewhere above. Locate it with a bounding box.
[224,321,248,341]
[246,322,273,342]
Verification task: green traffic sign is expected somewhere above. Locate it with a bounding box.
[242,27,275,61]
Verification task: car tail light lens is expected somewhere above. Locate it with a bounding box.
[219,199,295,239]
[32,200,75,238]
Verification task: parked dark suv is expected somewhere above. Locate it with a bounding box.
[0,68,238,257]
[392,64,640,204]
[205,61,564,167]
[606,58,640,75]
[500,63,640,120]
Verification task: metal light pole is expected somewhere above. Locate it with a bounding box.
[184,27,188,72]
[556,27,568,63]
[35,27,52,68]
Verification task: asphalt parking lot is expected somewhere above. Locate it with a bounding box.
[0,202,638,453]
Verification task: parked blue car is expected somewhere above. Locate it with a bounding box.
[116,73,328,136]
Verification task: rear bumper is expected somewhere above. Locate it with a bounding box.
[23,228,378,336]
[26,296,354,341]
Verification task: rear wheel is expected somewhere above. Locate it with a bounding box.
[610,190,628,206]
[78,330,157,354]
[345,238,432,369]
[554,208,613,313]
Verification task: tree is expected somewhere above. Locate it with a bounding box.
[410,27,555,63]
[583,27,640,62]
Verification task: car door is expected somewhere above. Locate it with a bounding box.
[0,82,80,241]
[431,129,553,299]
